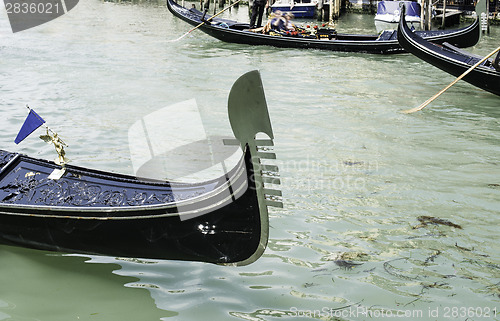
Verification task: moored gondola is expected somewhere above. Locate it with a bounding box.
[397,8,500,96]
[0,70,281,266]
[166,0,480,54]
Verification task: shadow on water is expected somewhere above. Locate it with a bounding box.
[0,245,170,320]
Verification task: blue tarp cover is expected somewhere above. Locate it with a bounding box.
[377,1,420,17]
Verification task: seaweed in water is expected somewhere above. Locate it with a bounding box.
[343,160,364,166]
[334,259,363,270]
[424,249,442,265]
[455,242,473,252]
[303,282,318,288]
[383,257,417,281]
[328,252,367,270]
[414,216,462,229]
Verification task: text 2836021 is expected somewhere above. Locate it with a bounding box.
[5,2,61,14]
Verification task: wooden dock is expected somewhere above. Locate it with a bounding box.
[433,9,463,27]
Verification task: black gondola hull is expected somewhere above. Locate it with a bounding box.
[397,10,500,96]
[0,149,261,264]
[0,71,280,266]
[167,0,480,54]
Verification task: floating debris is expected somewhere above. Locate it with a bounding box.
[485,282,500,298]
[311,268,328,273]
[343,160,364,166]
[303,282,318,288]
[424,249,442,265]
[414,216,462,229]
[455,242,473,252]
[422,282,451,290]
[334,260,363,270]
[326,252,368,270]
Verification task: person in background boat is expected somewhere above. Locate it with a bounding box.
[249,0,269,29]
[269,10,285,31]
[264,11,294,33]
[283,12,295,31]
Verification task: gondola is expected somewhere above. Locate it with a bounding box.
[0,70,282,266]
[167,0,480,54]
[397,8,500,96]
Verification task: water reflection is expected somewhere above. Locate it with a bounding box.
[0,245,168,320]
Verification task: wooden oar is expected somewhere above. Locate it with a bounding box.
[403,45,500,114]
[168,0,242,42]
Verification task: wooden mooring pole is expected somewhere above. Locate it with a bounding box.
[421,0,432,30]
[328,0,341,22]
[486,0,491,34]
[316,0,343,22]
[441,0,446,28]
[427,0,432,30]
[329,0,334,22]
[420,0,425,29]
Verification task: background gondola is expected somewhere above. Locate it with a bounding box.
[397,7,500,97]
[167,0,480,54]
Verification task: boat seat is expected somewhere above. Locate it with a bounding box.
[230,23,252,31]
[377,30,397,41]
[443,42,499,69]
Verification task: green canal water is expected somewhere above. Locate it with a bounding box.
[0,1,499,320]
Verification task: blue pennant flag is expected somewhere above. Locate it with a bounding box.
[15,109,46,144]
